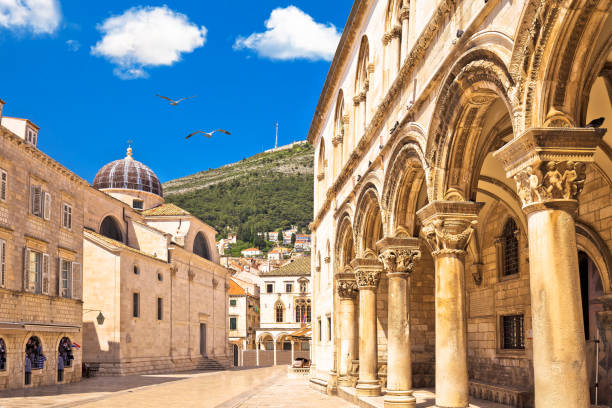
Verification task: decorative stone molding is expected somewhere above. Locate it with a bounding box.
[336,270,358,299]
[417,201,483,257]
[376,236,420,276]
[351,255,383,289]
[493,127,605,212]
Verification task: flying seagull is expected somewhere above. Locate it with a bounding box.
[186,129,231,139]
[586,117,605,128]
[156,94,196,106]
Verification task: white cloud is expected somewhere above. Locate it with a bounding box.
[234,6,340,62]
[0,0,61,34]
[91,6,207,79]
[66,39,80,51]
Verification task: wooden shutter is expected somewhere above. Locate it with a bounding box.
[0,170,6,201]
[23,247,30,291]
[42,253,49,294]
[43,192,51,220]
[0,239,5,287]
[57,257,62,297]
[72,262,81,300]
[31,186,41,216]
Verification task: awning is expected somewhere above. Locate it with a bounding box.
[288,324,311,340]
[0,322,81,332]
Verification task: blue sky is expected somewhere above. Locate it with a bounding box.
[0,1,352,182]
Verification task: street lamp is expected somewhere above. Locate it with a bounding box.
[84,309,105,325]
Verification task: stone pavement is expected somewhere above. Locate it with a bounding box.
[0,367,356,408]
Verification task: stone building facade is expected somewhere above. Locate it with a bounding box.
[82,150,231,375]
[0,103,84,390]
[228,278,260,366]
[308,1,612,407]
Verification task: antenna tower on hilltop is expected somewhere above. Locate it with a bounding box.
[275,122,279,149]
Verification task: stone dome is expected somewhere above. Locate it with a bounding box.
[93,147,163,197]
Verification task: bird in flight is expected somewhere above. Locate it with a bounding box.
[156,94,196,106]
[186,129,231,139]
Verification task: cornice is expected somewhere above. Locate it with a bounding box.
[311,0,501,230]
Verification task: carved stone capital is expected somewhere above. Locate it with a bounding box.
[399,7,410,21]
[493,127,605,213]
[336,269,358,300]
[382,32,392,45]
[351,253,383,289]
[332,134,343,146]
[376,236,420,276]
[416,201,483,257]
[391,25,402,38]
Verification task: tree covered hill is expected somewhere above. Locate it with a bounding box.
[163,142,314,236]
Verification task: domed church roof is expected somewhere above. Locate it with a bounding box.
[93,147,163,197]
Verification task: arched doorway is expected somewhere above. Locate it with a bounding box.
[0,338,6,372]
[25,336,43,385]
[100,216,123,242]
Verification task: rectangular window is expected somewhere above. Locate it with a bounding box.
[25,250,41,293]
[229,299,237,306]
[0,169,6,201]
[230,316,237,330]
[133,293,140,317]
[318,318,322,342]
[327,316,332,341]
[0,239,5,287]
[266,283,274,293]
[501,314,525,350]
[132,199,143,210]
[60,259,72,298]
[30,185,42,217]
[285,282,292,293]
[157,297,163,320]
[62,204,72,230]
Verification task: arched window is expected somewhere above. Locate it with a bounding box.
[58,337,74,368]
[333,91,345,177]
[317,138,327,206]
[25,336,44,370]
[193,232,212,261]
[384,0,403,86]
[354,36,370,140]
[500,218,519,277]
[275,301,284,323]
[0,338,6,371]
[100,216,123,242]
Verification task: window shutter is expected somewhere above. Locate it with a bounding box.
[72,262,81,300]
[42,253,49,294]
[31,186,42,216]
[57,258,62,297]
[23,247,30,291]
[43,192,51,220]
[0,240,5,287]
[0,170,6,201]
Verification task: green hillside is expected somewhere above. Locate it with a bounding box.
[163,142,314,237]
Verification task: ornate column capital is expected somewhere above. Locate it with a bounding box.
[399,7,410,21]
[350,251,383,289]
[376,236,421,276]
[416,201,483,257]
[336,268,358,299]
[332,134,343,146]
[493,127,605,214]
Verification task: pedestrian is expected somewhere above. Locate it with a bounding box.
[57,353,64,382]
[25,354,32,385]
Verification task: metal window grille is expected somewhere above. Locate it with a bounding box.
[502,219,519,276]
[501,314,524,350]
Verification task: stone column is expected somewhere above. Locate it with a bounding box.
[417,201,482,408]
[256,341,260,367]
[377,236,421,408]
[389,26,401,79]
[400,7,409,64]
[351,255,383,396]
[336,269,358,386]
[291,340,295,363]
[273,339,277,366]
[494,127,605,408]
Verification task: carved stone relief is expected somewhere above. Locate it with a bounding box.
[513,160,586,206]
[378,248,421,275]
